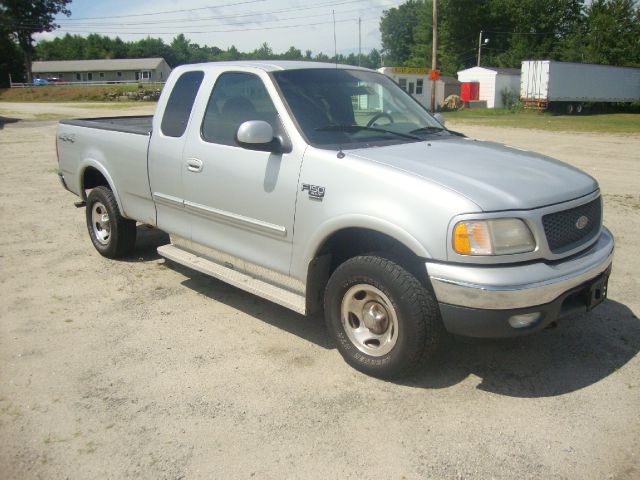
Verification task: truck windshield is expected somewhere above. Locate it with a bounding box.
[271,68,446,149]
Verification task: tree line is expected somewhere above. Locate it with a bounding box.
[2,0,639,87]
[33,33,383,71]
[0,31,383,86]
[380,0,640,75]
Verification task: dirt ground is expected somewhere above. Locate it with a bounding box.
[1,103,639,480]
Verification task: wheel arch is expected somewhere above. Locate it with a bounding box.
[302,219,433,315]
[78,160,126,216]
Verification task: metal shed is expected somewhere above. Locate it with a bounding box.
[456,66,520,108]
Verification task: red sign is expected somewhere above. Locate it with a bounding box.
[429,69,441,81]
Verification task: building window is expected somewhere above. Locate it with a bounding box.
[59,73,64,79]
[116,72,122,78]
[416,79,423,94]
[142,71,151,79]
[160,71,163,80]
[87,72,93,81]
[408,82,415,94]
[398,78,407,91]
[99,72,104,78]
[75,73,81,81]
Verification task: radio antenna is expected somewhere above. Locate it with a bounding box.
[333,9,338,69]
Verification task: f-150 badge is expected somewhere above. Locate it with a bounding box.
[302,183,325,200]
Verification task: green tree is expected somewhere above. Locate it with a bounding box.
[379,0,423,65]
[0,0,72,82]
[0,32,23,86]
[562,0,640,66]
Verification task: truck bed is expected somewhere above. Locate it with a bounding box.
[59,115,153,136]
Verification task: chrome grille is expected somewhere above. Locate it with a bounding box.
[543,197,602,253]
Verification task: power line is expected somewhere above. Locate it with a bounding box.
[50,4,396,31]
[58,0,268,21]
[54,0,378,26]
[48,16,380,36]
[3,0,396,29]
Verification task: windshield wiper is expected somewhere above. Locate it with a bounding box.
[315,124,421,141]
[409,126,446,135]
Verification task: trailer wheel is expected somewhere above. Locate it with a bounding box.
[575,103,583,114]
[566,103,575,115]
[86,186,136,258]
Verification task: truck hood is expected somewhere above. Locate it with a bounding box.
[348,136,598,211]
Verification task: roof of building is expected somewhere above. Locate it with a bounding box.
[32,58,167,73]
[457,66,520,76]
[484,67,521,75]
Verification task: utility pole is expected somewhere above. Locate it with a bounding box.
[430,0,438,112]
[358,17,362,67]
[477,30,483,66]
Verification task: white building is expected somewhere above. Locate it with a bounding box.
[377,67,460,109]
[456,66,520,108]
[32,58,172,84]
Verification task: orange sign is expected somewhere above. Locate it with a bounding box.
[429,69,441,81]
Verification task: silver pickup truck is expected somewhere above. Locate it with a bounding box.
[56,61,614,378]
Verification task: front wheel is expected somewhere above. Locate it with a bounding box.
[324,255,444,378]
[85,186,136,258]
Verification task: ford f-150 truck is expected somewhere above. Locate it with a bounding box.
[56,61,613,378]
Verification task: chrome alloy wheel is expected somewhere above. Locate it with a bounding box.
[91,201,111,245]
[341,284,399,356]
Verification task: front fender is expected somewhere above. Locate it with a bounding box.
[291,214,432,282]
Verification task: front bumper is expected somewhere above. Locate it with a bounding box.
[427,228,614,337]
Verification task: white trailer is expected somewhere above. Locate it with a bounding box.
[520,60,640,114]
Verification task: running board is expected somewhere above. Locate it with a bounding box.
[157,244,306,315]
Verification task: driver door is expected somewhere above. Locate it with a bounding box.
[181,71,302,279]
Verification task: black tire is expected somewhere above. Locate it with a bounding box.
[85,186,136,258]
[566,103,575,115]
[324,255,444,378]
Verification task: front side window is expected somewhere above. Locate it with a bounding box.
[201,72,282,146]
[272,68,446,149]
[161,70,204,138]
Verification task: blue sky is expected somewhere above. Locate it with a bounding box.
[36,0,405,55]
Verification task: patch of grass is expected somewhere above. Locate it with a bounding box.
[0,83,162,103]
[442,108,640,134]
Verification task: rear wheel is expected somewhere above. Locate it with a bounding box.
[324,255,444,378]
[85,186,136,258]
[566,103,575,115]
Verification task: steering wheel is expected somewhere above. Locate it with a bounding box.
[366,112,394,127]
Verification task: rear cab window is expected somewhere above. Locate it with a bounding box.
[161,70,205,137]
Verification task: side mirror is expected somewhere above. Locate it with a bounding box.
[236,120,276,152]
[433,112,445,126]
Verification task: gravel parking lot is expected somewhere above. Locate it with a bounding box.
[1,103,639,479]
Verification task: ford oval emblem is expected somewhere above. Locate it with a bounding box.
[575,215,589,230]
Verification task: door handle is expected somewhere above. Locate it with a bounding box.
[186,158,203,173]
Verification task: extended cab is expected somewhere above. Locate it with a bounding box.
[56,61,614,377]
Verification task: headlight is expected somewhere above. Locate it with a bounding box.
[453,218,535,256]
